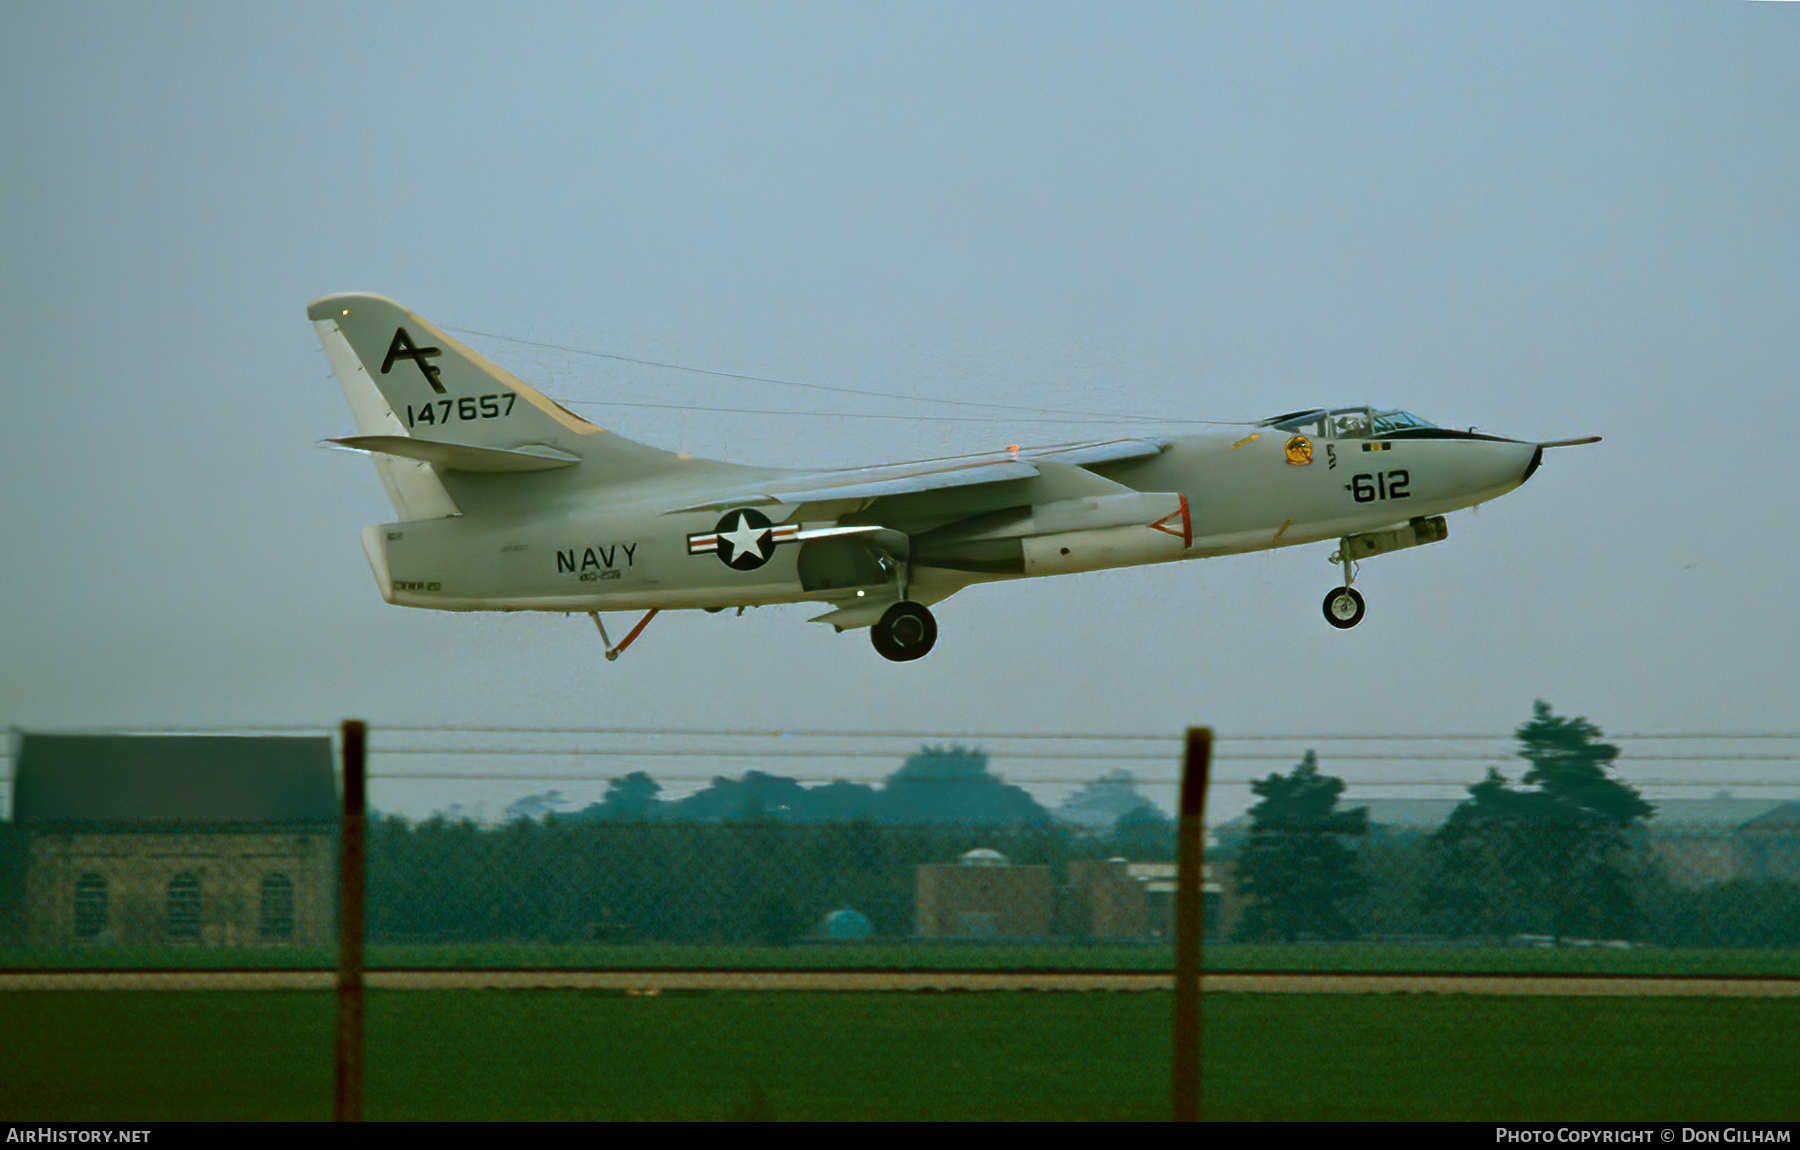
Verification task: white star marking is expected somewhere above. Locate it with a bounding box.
[719,513,770,565]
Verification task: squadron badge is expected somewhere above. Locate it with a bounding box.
[1285,435,1314,466]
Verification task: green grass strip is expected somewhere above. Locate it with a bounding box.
[1,990,1795,1121]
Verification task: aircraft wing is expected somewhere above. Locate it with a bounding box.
[1021,439,1169,467]
[662,439,1165,513]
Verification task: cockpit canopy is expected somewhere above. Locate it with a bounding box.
[1258,407,1438,440]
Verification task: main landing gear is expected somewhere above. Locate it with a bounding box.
[871,600,937,662]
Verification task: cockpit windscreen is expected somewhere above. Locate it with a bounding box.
[1259,407,1437,439]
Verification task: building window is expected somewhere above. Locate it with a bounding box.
[74,874,108,939]
[259,873,295,940]
[166,872,201,939]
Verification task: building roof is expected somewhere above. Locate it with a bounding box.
[1643,798,1793,831]
[1353,798,1463,830]
[10,733,337,825]
[1740,802,1800,832]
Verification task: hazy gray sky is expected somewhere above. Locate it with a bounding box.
[3,3,1796,820]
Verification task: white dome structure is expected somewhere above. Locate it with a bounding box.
[958,848,1008,867]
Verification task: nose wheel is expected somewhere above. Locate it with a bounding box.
[1322,586,1365,629]
[1323,540,1366,629]
[872,601,937,661]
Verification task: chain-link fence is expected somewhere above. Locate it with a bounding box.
[3,725,1798,1121]
[4,725,1798,966]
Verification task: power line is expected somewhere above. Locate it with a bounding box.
[368,771,1796,789]
[362,746,1800,763]
[11,723,1800,741]
[341,725,1800,742]
[556,397,1183,428]
[446,324,1239,428]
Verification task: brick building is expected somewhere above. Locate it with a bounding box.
[11,733,337,946]
[914,849,1053,938]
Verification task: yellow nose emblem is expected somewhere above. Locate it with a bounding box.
[1285,435,1313,466]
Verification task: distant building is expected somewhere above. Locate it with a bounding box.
[11,733,337,946]
[1122,860,1228,940]
[1734,802,1800,884]
[1238,795,1800,889]
[914,850,1226,942]
[1064,859,1148,939]
[1638,798,1794,887]
[1066,857,1234,941]
[1354,799,1464,834]
[914,848,1053,938]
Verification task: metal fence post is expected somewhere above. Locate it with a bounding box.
[336,719,366,1122]
[1172,726,1211,1122]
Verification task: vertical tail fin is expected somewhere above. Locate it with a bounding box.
[309,293,685,517]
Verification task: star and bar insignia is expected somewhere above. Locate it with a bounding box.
[687,508,800,571]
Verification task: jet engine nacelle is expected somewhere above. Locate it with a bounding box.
[1000,491,1182,540]
[1020,520,1191,576]
[918,491,1189,578]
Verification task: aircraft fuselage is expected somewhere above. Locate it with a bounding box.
[365,423,1541,614]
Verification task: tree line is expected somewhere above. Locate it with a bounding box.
[370,737,1171,945]
[1229,701,1800,947]
[365,815,1157,944]
[512,744,1169,831]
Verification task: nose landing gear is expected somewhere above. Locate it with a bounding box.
[1322,585,1366,629]
[1323,542,1366,629]
[1318,516,1450,629]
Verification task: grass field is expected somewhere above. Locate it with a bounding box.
[5,941,1800,977]
[1,990,1795,1121]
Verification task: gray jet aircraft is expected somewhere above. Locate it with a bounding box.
[311,294,1598,661]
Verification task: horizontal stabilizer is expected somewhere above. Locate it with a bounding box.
[328,436,581,472]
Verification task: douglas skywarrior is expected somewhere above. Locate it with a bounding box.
[311,294,1599,661]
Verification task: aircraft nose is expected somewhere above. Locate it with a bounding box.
[1443,438,1542,503]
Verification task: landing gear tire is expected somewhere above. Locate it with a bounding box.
[872,601,937,662]
[1323,586,1366,629]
